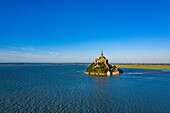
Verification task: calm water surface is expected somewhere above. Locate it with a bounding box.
[0,64,170,113]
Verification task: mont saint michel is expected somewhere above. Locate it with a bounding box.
[85,51,123,76]
[1,0,170,112]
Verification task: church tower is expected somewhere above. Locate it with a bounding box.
[101,50,103,57]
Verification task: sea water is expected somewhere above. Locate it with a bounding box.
[0,64,170,113]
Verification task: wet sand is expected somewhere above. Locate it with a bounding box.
[116,64,170,70]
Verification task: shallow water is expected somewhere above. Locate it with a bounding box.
[0,64,170,113]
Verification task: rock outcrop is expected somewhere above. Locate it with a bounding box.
[85,51,123,76]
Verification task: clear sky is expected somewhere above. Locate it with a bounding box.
[0,0,170,63]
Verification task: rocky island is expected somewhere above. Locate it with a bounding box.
[85,51,123,76]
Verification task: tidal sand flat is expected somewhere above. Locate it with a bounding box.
[116,64,170,70]
[0,64,170,113]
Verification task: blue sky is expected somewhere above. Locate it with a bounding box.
[0,0,170,63]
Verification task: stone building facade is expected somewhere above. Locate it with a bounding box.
[95,51,109,69]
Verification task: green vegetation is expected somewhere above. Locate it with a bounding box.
[86,62,96,72]
[86,62,109,73]
[100,63,108,73]
[116,64,170,70]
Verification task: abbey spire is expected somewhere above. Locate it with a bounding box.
[101,50,103,57]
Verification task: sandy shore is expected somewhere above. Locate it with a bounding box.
[116,64,170,70]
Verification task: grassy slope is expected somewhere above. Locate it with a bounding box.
[116,64,170,70]
[86,63,108,73]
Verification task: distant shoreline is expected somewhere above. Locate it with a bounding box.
[116,64,170,70]
[0,62,170,64]
[0,63,89,67]
[0,63,170,70]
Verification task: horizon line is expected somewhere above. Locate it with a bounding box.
[0,62,170,64]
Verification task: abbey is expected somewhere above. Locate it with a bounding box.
[95,51,109,69]
[85,51,123,76]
